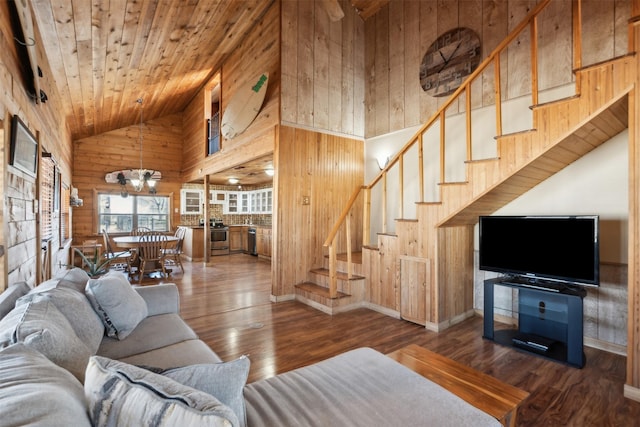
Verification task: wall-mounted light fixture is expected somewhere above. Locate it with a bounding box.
[376,155,390,170]
[70,187,83,207]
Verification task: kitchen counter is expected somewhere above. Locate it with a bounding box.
[181,227,205,261]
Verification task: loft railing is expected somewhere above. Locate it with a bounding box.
[323,0,590,298]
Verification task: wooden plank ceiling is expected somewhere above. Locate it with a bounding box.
[29,0,387,184]
[31,0,275,141]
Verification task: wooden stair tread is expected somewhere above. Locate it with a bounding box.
[325,251,363,264]
[295,282,350,299]
[310,267,364,280]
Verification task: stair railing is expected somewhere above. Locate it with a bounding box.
[322,0,591,299]
[322,185,365,298]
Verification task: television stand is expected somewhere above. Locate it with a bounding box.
[483,277,586,368]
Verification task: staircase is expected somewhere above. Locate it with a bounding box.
[294,0,636,325]
[295,252,366,314]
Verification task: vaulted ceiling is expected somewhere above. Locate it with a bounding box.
[27,1,388,184]
[31,0,276,141]
[30,0,389,142]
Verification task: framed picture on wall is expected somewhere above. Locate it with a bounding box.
[10,115,38,177]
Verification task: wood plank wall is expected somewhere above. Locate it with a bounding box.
[72,114,184,242]
[280,0,365,137]
[364,0,630,139]
[0,2,72,288]
[273,126,364,297]
[181,1,280,182]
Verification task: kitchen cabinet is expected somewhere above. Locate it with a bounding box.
[210,190,226,205]
[241,227,248,251]
[256,227,272,259]
[229,226,250,253]
[180,190,203,215]
[225,192,239,214]
[182,227,204,261]
[251,189,273,214]
[240,193,251,213]
[225,191,253,214]
[229,227,243,252]
[209,187,272,215]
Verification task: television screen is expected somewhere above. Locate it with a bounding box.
[479,215,599,287]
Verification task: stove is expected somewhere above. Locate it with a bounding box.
[210,226,230,256]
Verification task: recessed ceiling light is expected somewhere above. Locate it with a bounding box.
[265,168,274,177]
[228,178,239,184]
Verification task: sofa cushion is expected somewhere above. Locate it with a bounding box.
[0,299,92,381]
[0,282,31,320]
[0,343,91,427]
[85,270,148,340]
[243,347,502,427]
[97,313,198,360]
[35,268,90,293]
[133,283,180,316]
[17,287,105,354]
[118,339,222,368]
[55,267,91,292]
[161,356,250,427]
[85,356,238,427]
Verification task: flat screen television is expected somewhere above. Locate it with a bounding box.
[479,215,599,287]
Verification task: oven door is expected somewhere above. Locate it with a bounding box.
[211,228,230,255]
[211,229,227,244]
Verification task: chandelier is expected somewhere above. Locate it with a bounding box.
[130,98,157,193]
[105,99,161,196]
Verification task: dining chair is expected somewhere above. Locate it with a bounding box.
[162,227,186,273]
[79,239,99,269]
[132,227,151,236]
[137,231,168,284]
[101,230,133,273]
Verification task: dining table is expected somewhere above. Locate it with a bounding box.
[113,234,180,280]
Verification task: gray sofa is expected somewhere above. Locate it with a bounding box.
[0,268,501,427]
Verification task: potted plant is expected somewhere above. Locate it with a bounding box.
[73,248,111,277]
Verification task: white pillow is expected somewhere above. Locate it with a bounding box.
[85,271,148,340]
[161,356,250,427]
[85,356,238,427]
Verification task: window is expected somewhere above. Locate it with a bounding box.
[40,156,55,241]
[97,193,170,234]
[60,184,70,243]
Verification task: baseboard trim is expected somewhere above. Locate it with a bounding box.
[624,384,640,402]
[270,293,295,303]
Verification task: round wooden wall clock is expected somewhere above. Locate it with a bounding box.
[420,27,481,97]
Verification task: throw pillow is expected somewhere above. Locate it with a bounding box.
[85,356,238,427]
[0,282,31,320]
[17,287,105,354]
[0,343,91,427]
[161,356,250,427]
[0,299,92,381]
[55,267,91,292]
[85,270,148,340]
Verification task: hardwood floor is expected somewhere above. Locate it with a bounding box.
[157,253,640,426]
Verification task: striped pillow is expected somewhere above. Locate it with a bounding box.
[85,356,238,427]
